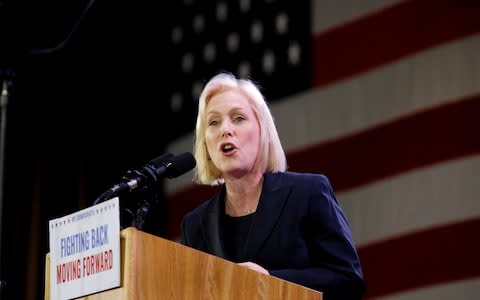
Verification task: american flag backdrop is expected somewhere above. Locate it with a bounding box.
[164,0,480,299]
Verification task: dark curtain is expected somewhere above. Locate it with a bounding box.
[0,2,176,298]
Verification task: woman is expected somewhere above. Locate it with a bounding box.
[180,73,365,299]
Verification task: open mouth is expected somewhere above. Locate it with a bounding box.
[221,143,235,153]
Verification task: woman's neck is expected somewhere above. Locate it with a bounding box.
[224,172,264,217]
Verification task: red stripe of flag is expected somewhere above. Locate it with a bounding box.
[287,94,480,192]
[313,0,480,87]
[360,217,480,298]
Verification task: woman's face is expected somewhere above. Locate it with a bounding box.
[204,89,261,179]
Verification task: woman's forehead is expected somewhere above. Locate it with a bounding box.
[206,90,251,110]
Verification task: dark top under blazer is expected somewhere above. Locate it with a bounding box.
[180,171,365,299]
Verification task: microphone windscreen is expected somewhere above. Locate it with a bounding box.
[167,152,196,178]
[148,153,174,169]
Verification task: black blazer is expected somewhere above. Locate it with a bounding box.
[180,171,365,299]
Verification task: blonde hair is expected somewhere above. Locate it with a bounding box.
[194,73,287,185]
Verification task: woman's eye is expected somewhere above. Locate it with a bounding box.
[234,116,245,122]
[208,120,218,126]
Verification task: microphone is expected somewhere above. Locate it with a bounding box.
[154,152,196,179]
[112,152,175,194]
[93,152,196,205]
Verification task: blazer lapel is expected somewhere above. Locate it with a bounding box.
[201,187,226,258]
[245,173,292,260]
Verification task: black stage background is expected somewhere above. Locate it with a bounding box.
[0,1,181,299]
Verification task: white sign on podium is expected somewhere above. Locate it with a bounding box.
[48,197,120,300]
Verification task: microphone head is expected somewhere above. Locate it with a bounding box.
[148,152,174,169]
[139,153,174,183]
[165,152,196,178]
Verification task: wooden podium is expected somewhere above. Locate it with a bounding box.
[45,227,322,299]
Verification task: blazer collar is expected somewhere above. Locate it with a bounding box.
[201,172,292,260]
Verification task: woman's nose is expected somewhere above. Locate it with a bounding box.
[221,121,233,137]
